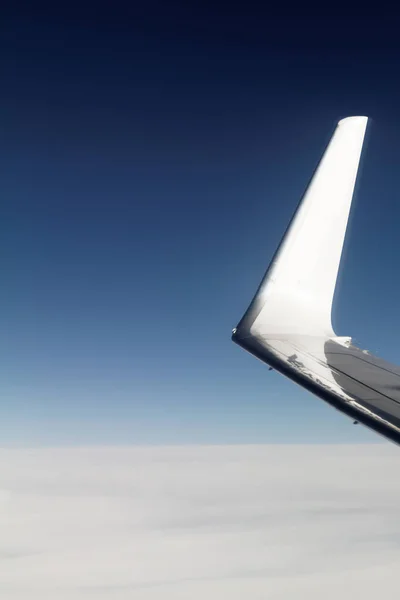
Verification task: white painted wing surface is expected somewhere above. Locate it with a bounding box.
[233,117,400,445]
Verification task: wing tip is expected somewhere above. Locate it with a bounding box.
[338,115,368,127]
[232,115,369,338]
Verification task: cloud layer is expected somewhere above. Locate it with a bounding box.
[0,444,400,599]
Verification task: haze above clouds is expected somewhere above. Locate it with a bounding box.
[1,444,400,599]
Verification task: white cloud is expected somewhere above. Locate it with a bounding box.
[0,444,400,599]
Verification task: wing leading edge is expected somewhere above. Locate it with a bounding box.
[232,116,400,445]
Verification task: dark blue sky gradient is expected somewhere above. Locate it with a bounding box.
[1,9,400,444]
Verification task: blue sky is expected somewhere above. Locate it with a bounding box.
[1,10,400,445]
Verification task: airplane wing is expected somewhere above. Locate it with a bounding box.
[232,116,400,445]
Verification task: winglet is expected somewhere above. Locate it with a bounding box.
[234,116,368,338]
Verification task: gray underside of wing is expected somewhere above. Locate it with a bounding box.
[233,332,400,444]
[326,341,400,431]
